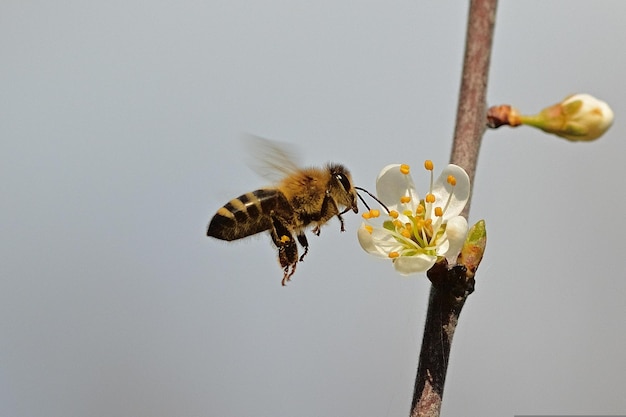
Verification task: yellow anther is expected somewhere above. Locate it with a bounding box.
[423,219,434,236]
[447,175,457,186]
[424,160,434,171]
[389,210,399,219]
[425,193,435,203]
[388,251,400,259]
[434,207,443,217]
[393,219,404,229]
[401,229,411,238]
[400,196,411,204]
[280,235,290,243]
[362,212,371,219]
[369,209,380,218]
[364,224,373,234]
[400,164,410,175]
[416,204,425,215]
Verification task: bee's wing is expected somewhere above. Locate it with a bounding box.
[242,134,302,182]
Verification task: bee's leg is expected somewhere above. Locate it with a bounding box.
[319,193,346,233]
[336,207,352,232]
[279,249,297,286]
[269,216,298,286]
[336,213,346,232]
[296,233,309,262]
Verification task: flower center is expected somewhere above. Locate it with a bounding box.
[382,161,457,257]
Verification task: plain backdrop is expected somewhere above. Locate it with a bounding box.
[2,1,626,416]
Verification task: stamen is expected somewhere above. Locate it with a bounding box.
[447,175,457,186]
[369,209,380,218]
[434,207,443,217]
[416,204,425,216]
[417,219,429,242]
[401,229,411,238]
[362,212,371,219]
[389,210,399,219]
[441,184,456,215]
[388,251,400,259]
[428,165,434,201]
[400,196,411,204]
[424,160,434,171]
[423,219,434,237]
[364,225,373,234]
[280,235,290,243]
[400,164,410,175]
[425,193,435,203]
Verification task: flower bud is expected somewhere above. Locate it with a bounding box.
[487,94,614,142]
[523,94,614,142]
[457,220,486,279]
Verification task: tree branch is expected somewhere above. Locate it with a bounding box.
[410,1,497,416]
[450,0,497,219]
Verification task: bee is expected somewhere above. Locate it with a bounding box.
[207,136,359,285]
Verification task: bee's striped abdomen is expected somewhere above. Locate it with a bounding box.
[207,189,290,241]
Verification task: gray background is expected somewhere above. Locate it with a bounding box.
[2,1,626,416]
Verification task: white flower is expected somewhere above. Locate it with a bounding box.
[357,162,470,275]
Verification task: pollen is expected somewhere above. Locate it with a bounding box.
[362,212,371,219]
[417,218,434,234]
[364,224,373,234]
[389,210,399,219]
[400,164,410,175]
[388,251,400,259]
[425,193,435,203]
[447,175,457,186]
[369,209,380,218]
[424,160,434,171]
[434,207,443,217]
[280,235,290,243]
[400,196,411,204]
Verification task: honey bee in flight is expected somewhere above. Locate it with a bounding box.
[207,136,359,285]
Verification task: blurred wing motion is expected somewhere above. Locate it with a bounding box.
[242,134,301,182]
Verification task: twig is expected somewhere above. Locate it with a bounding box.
[409,0,497,416]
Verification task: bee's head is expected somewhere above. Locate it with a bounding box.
[328,164,358,214]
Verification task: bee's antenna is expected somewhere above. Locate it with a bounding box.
[356,191,372,211]
[355,186,390,213]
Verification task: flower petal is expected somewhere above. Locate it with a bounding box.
[357,224,399,259]
[358,225,386,258]
[443,216,468,263]
[435,234,450,256]
[431,164,470,220]
[393,254,437,275]
[376,164,419,212]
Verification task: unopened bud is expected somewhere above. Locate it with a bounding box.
[488,94,614,142]
[457,220,486,279]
